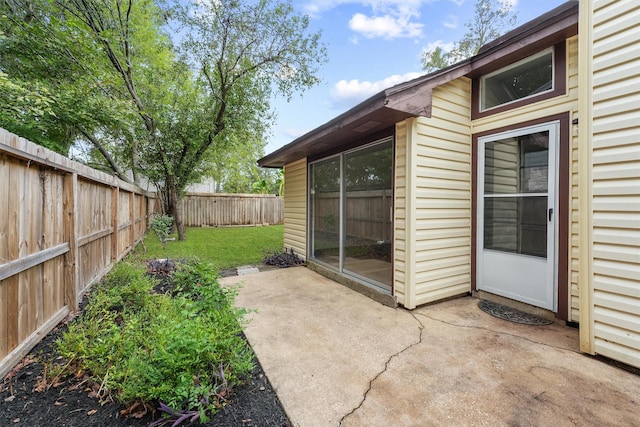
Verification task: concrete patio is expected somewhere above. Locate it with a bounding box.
[220,267,640,427]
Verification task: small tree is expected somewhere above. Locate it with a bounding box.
[150,215,174,250]
[0,0,326,242]
[422,0,517,72]
[138,0,327,240]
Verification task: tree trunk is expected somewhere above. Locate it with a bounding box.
[167,176,186,241]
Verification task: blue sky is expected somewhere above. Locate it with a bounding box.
[265,0,568,154]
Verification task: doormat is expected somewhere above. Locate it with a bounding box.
[478,300,553,325]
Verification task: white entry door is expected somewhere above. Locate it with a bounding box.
[477,122,559,311]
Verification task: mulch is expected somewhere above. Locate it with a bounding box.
[0,261,291,427]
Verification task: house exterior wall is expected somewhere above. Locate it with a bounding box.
[472,36,579,319]
[394,78,473,309]
[567,35,581,323]
[283,158,308,259]
[393,118,410,305]
[579,0,640,368]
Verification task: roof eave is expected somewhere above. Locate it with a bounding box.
[258,91,387,168]
[257,64,472,168]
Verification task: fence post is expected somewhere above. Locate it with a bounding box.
[63,172,78,311]
[146,195,151,227]
[129,191,135,251]
[111,186,119,260]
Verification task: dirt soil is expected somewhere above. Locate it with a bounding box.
[0,263,291,427]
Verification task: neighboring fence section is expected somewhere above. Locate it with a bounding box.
[312,189,393,242]
[0,128,155,379]
[180,193,284,226]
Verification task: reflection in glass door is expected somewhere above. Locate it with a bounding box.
[343,141,393,290]
[309,139,393,293]
[310,157,341,268]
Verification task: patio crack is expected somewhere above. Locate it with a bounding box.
[414,312,582,354]
[339,312,424,426]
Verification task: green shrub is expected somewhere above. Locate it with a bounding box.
[150,214,174,249]
[56,259,253,424]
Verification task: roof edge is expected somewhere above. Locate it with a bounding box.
[258,91,387,167]
[479,0,578,54]
[258,0,579,168]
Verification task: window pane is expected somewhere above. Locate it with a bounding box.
[520,197,547,257]
[484,131,548,195]
[484,196,547,258]
[311,157,340,267]
[520,132,549,193]
[484,137,518,195]
[481,51,553,110]
[344,141,393,288]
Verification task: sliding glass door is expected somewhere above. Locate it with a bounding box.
[343,141,393,289]
[310,156,341,268]
[310,139,393,292]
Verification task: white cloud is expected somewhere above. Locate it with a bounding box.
[300,0,337,15]
[445,0,517,10]
[422,39,455,54]
[443,14,458,29]
[330,71,423,108]
[500,0,518,8]
[302,0,428,39]
[349,13,423,39]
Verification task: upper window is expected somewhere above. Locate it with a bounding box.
[480,49,554,112]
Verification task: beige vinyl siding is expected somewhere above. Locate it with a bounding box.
[398,78,472,309]
[587,0,640,368]
[283,158,307,259]
[393,120,409,305]
[473,36,579,318]
[568,36,581,322]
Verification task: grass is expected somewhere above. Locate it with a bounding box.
[133,225,284,269]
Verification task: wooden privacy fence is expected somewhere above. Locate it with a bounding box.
[180,193,284,226]
[0,128,156,379]
[312,189,393,242]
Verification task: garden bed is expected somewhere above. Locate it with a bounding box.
[0,324,289,426]
[0,259,291,427]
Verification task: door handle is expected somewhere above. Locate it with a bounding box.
[548,208,553,221]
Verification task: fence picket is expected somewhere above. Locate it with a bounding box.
[0,129,156,379]
[180,193,284,227]
[0,127,285,379]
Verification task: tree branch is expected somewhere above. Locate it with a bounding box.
[76,127,131,183]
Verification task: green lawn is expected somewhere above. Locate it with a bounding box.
[133,225,284,269]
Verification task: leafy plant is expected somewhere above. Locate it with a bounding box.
[150,215,174,249]
[263,248,305,268]
[55,259,253,424]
